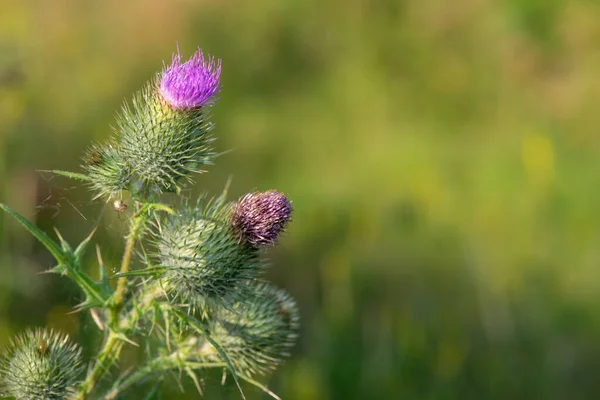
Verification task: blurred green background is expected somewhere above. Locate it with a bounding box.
[2,0,600,398]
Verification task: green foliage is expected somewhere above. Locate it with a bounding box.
[0,204,113,310]
[5,0,600,399]
[0,44,298,400]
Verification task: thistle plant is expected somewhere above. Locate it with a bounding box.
[0,47,299,399]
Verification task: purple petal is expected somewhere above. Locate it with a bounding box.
[159,47,222,109]
[230,190,292,247]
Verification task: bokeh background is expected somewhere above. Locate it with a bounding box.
[2,0,600,399]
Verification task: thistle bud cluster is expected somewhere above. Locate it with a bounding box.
[0,46,300,399]
[156,196,261,307]
[84,48,221,199]
[155,190,292,309]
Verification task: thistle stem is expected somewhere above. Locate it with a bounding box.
[111,208,147,323]
[106,358,226,399]
[75,332,123,400]
[76,206,149,399]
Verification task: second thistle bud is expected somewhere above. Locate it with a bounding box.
[230,190,292,247]
[0,329,83,400]
[156,196,261,308]
[208,283,300,376]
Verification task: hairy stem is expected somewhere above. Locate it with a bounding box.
[75,332,123,400]
[76,206,149,399]
[106,357,225,399]
[111,208,148,323]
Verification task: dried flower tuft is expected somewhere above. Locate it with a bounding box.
[230,190,292,247]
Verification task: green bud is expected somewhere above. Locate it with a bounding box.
[84,80,216,200]
[156,196,261,309]
[117,82,215,197]
[83,143,131,200]
[209,283,300,376]
[0,328,83,400]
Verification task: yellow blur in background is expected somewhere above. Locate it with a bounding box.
[2,0,600,399]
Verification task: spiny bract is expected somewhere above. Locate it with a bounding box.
[117,84,216,196]
[209,283,300,376]
[83,48,220,200]
[83,143,131,199]
[155,195,262,309]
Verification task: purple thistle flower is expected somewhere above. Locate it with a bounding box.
[231,190,292,247]
[159,47,222,109]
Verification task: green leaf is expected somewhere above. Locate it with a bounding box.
[113,332,139,347]
[94,245,115,301]
[53,227,74,256]
[145,203,176,215]
[169,307,246,400]
[73,299,101,312]
[203,334,246,400]
[74,228,97,262]
[0,204,111,311]
[185,367,203,396]
[74,271,111,308]
[47,263,68,275]
[41,169,91,181]
[96,244,109,282]
[112,267,167,279]
[0,203,66,264]
[142,380,163,400]
[237,374,281,400]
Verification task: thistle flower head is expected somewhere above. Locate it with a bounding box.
[230,190,292,247]
[209,283,300,376]
[155,196,261,309]
[159,48,222,110]
[116,86,216,197]
[83,46,220,200]
[0,329,83,400]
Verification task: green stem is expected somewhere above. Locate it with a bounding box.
[119,283,165,331]
[75,332,123,400]
[76,206,149,399]
[106,358,225,399]
[111,208,147,324]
